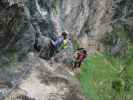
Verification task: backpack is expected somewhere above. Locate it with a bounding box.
[76,49,87,62]
[51,36,64,49]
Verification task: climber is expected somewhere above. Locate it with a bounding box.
[48,32,68,57]
[60,32,69,49]
[72,48,87,69]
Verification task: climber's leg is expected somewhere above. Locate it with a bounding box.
[77,61,82,68]
[48,41,55,58]
[73,60,79,70]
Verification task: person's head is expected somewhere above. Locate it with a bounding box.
[77,48,84,51]
[82,49,87,55]
[62,32,67,39]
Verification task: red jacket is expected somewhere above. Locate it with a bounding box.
[76,52,87,62]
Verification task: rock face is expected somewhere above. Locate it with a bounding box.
[5,53,86,100]
[112,0,133,39]
[0,0,133,99]
[0,1,35,65]
[24,0,133,47]
[0,0,133,61]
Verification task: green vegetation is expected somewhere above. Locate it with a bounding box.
[79,51,133,100]
[101,24,129,56]
[78,24,133,100]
